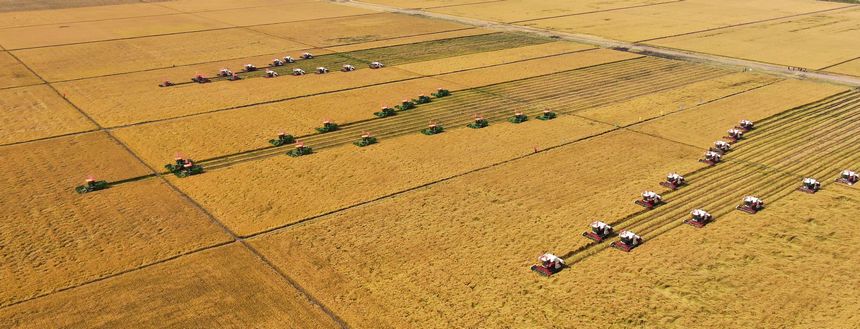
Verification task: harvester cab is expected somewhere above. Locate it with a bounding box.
[837,170,858,186]
[159,80,174,87]
[530,253,565,277]
[421,122,444,135]
[413,94,432,104]
[265,69,279,78]
[724,128,744,143]
[660,172,685,190]
[75,177,109,194]
[284,56,295,63]
[710,140,731,154]
[269,132,295,146]
[271,58,285,67]
[582,221,613,242]
[536,109,557,120]
[736,119,754,132]
[685,209,712,228]
[244,64,258,72]
[395,99,415,111]
[315,120,339,133]
[341,64,356,72]
[699,151,722,166]
[316,67,329,74]
[799,177,821,194]
[369,61,384,69]
[164,157,203,178]
[354,132,378,147]
[287,141,313,157]
[611,230,642,252]
[292,68,306,76]
[509,111,528,124]
[301,52,314,60]
[736,196,764,214]
[467,115,489,129]
[374,106,396,118]
[218,68,233,77]
[191,74,210,84]
[635,191,663,209]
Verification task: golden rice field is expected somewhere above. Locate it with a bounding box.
[2,0,859,327]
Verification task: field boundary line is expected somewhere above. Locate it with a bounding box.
[507,0,684,24]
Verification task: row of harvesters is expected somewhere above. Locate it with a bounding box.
[158,54,386,87]
[468,110,557,130]
[374,88,450,118]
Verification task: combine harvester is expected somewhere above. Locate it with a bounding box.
[218,68,233,77]
[265,69,279,78]
[287,141,313,157]
[836,169,858,186]
[467,114,488,129]
[191,74,210,84]
[354,132,377,147]
[660,173,685,190]
[395,99,416,110]
[341,64,356,72]
[316,120,338,133]
[165,156,203,178]
[369,61,384,69]
[508,111,528,124]
[421,122,444,135]
[798,178,821,194]
[292,68,306,76]
[536,109,557,121]
[709,140,731,155]
[431,88,450,98]
[736,196,764,214]
[269,132,295,146]
[75,177,109,194]
[374,106,396,118]
[301,52,314,60]
[724,128,744,144]
[634,191,663,209]
[699,151,722,166]
[530,253,565,277]
[610,230,643,252]
[684,209,712,228]
[243,64,258,72]
[413,94,432,105]
[735,119,755,132]
[582,221,613,242]
[315,67,329,74]
[283,56,296,63]
[158,80,174,87]
[270,58,285,67]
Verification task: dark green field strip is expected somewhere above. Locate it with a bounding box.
[171,32,554,85]
[562,91,860,264]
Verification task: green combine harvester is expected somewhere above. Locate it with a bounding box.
[467,116,489,129]
[413,94,432,104]
[269,132,295,146]
[75,178,109,194]
[287,143,313,157]
[374,106,396,118]
[509,112,528,124]
[316,121,339,133]
[354,133,378,147]
[536,109,557,121]
[432,88,451,98]
[165,158,204,178]
[395,99,416,110]
[421,122,444,135]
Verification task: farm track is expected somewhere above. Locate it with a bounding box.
[562,91,860,263]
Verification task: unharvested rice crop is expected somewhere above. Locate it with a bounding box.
[0,0,171,13]
[0,51,42,89]
[0,243,340,328]
[826,58,860,77]
[0,85,97,145]
[0,2,175,28]
[158,0,320,13]
[0,132,229,307]
[192,2,374,27]
[430,0,667,23]
[326,28,492,53]
[361,0,495,9]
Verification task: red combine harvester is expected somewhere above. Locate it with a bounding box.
[736,196,764,214]
[724,128,744,143]
[798,177,821,194]
[191,74,210,83]
[660,173,685,190]
[709,140,731,155]
[684,209,712,228]
[158,80,174,87]
[582,221,613,242]
[530,253,565,277]
[610,230,642,252]
[836,170,858,186]
[736,119,754,132]
[634,191,663,209]
[699,151,721,166]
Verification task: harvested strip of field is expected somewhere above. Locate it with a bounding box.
[0,51,42,89]
[112,77,459,168]
[515,0,847,42]
[631,79,847,148]
[650,7,860,69]
[0,85,97,145]
[825,58,860,77]
[395,41,594,75]
[0,243,340,328]
[0,2,176,28]
[430,0,671,23]
[0,14,232,50]
[193,2,374,27]
[326,28,492,53]
[577,72,782,127]
[13,28,308,81]
[249,12,471,48]
[0,132,230,307]
[246,131,702,328]
[170,115,615,237]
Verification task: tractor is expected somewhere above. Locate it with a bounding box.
[582,221,613,242]
[660,173,685,190]
[244,64,258,72]
[635,191,663,209]
[283,56,296,63]
[736,119,754,132]
[354,133,377,147]
[421,122,444,135]
[536,109,557,121]
[611,230,643,252]
[530,253,565,277]
[508,112,528,124]
[736,196,764,214]
[798,177,821,194]
[316,120,339,133]
[301,52,314,59]
[369,61,384,69]
[164,158,204,178]
[191,74,210,84]
[269,132,295,146]
[374,106,396,118]
[316,67,329,74]
[341,64,356,72]
[684,209,712,228]
[395,99,416,111]
[699,151,721,166]
[158,80,174,87]
[467,115,489,129]
[431,88,450,98]
[413,94,432,104]
[837,170,858,186]
[287,142,313,157]
[292,68,306,76]
[75,177,109,194]
[724,128,744,143]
